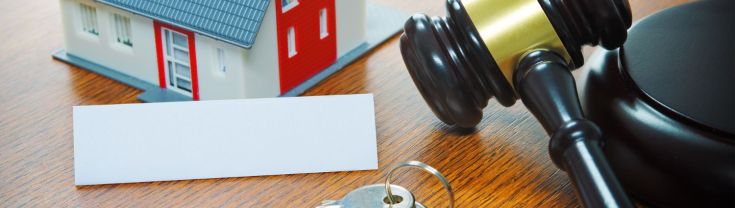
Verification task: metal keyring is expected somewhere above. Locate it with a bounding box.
[384,161,454,208]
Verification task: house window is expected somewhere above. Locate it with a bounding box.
[79,4,98,35]
[288,27,296,57]
[319,9,328,39]
[216,48,227,73]
[282,0,299,13]
[112,13,133,47]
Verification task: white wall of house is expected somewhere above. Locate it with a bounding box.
[241,1,281,99]
[195,36,247,100]
[197,1,280,100]
[335,0,367,57]
[60,0,159,85]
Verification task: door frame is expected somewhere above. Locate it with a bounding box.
[154,21,200,100]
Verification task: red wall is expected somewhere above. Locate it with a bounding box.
[275,0,337,94]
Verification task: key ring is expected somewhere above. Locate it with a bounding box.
[385,161,454,208]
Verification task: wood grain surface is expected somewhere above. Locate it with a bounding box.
[0,0,689,207]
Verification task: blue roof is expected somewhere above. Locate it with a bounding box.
[98,0,271,49]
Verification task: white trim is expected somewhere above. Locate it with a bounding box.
[161,28,193,97]
[319,8,328,39]
[287,27,297,58]
[281,0,299,13]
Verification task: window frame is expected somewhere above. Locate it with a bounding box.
[216,48,227,74]
[161,28,194,96]
[79,3,99,36]
[112,13,133,47]
[281,0,299,13]
[287,27,297,58]
[319,8,328,39]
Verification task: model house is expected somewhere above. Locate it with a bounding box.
[56,0,367,101]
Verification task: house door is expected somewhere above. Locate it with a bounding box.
[154,22,199,100]
[162,28,193,96]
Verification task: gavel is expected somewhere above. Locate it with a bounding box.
[400,0,633,207]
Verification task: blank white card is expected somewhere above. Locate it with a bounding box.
[73,94,377,185]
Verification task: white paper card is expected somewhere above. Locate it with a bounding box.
[73,94,377,185]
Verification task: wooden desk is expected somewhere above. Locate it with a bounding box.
[0,0,689,207]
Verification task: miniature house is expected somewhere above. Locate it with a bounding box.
[57,0,367,101]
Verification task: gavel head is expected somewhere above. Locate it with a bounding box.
[400,0,631,128]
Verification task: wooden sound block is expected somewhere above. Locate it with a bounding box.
[578,1,734,206]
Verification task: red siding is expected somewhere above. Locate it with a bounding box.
[275,0,337,94]
[154,22,166,89]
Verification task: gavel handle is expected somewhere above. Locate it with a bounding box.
[562,134,632,208]
[514,50,633,208]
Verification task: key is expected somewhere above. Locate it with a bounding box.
[317,161,453,208]
[316,184,426,208]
